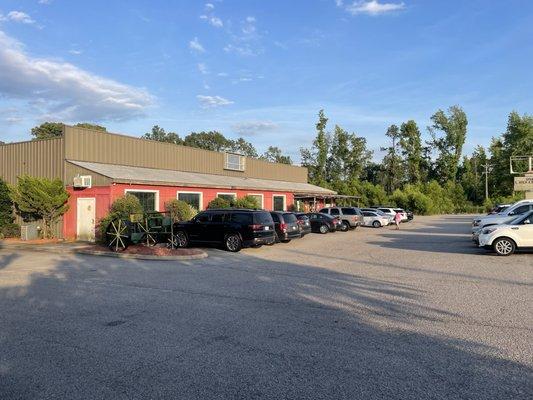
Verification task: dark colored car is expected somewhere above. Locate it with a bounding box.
[405,210,414,221]
[173,209,275,252]
[295,213,312,237]
[270,212,301,242]
[306,212,339,234]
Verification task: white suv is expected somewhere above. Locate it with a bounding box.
[478,211,533,255]
[472,200,533,234]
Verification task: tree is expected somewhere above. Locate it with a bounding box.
[399,120,423,184]
[261,146,293,164]
[31,122,64,140]
[329,125,372,185]
[428,105,468,184]
[183,131,232,152]
[0,178,14,227]
[300,109,330,187]
[233,195,260,209]
[207,197,231,209]
[230,138,258,158]
[458,146,487,204]
[10,176,69,238]
[142,125,183,145]
[165,199,196,222]
[380,124,403,194]
[74,123,107,131]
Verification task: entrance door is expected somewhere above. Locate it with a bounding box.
[77,198,96,241]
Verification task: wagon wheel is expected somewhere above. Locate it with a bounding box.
[106,219,130,252]
[138,221,157,247]
[167,233,178,249]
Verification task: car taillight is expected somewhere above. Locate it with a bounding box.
[280,223,288,232]
[249,224,263,231]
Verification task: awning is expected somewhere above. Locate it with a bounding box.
[67,160,336,195]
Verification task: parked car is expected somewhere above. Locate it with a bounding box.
[361,208,393,223]
[306,212,339,233]
[270,211,301,243]
[372,206,397,219]
[478,211,533,255]
[393,208,409,222]
[405,210,414,221]
[361,211,390,228]
[488,204,510,215]
[295,213,312,237]
[318,207,362,231]
[173,209,275,252]
[472,200,533,234]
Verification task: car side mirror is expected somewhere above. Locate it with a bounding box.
[508,211,515,216]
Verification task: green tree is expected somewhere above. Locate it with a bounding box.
[458,146,487,204]
[0,178,14,227]
[399,120,423,184]
[261,146,293,164]
[428,105,468,183]
[165,199,196,221]
[230,138,258,158]
[207,197,231,209]
[31,122,64,140]
[98,194,144,240]
[380,124,403,194]
[9,176,70,238]
[183,131,232,152]
[74,123,107,131]
[300,109,330,187]
[329,125,372,185]
[142,125,183,145]
[233,195,260,209]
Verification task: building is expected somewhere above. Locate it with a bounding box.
[1,126,335,240]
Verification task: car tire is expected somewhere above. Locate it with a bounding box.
[281,239,291,243]
[174,230,189,248]
[493,237,516,256]
[319,224,329,234]
[372,220,381,228]
[340,221,349,232]
[224,233,242,252]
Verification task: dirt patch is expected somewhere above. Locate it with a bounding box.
[2,238,68,245]
[82,244,204,257]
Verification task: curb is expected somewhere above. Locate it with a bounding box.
[75,249,208,261]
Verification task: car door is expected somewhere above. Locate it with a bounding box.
[208,211,228,243]
[189,212,211,241]
[513,215,533,247]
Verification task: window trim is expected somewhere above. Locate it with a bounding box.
[224,152,246,171]
[124,189,160,211]
[272,194,286,211]
[177,191,204,211]
[247,193,264,209]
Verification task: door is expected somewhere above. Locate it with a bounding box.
[77,198,96,241]
[514,217,533,246]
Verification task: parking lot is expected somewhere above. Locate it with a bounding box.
[1,215,531,399]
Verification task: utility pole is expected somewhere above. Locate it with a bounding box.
[482,163,492,200]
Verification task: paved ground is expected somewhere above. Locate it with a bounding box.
[0,215,531,399]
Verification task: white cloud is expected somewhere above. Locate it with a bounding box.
[2,11,35,24]
[204,3,215,11]
[189,37,205,53]
[197,62,208,74]
[342,1,405,16]
[232,121,278,136]
[69,49,83,55]
[38,0,53,4]
[217,72,229,77]
[0,30,154,122]
[223,43,260,56]
[196,95,234,109]
[200,14,223,28]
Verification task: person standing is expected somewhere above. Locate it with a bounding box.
[394,211,402,230]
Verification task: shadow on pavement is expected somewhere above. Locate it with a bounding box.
[0,249,531,399]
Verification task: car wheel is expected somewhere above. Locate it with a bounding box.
[224,233,242,252]
[174,230,189,248]
[319,224,329,234]
[340,221,349,232]
[493,237,516,256]
[281,239,291,243]
[372,220,381,228]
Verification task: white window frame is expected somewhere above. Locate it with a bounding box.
[124,189,160,211]
[217,192,237,202]
[272,194,286,211]
[247,193,264,209]
[177,191,204,211]
[224,152,246,171]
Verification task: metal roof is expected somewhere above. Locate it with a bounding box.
[67,160,336,195]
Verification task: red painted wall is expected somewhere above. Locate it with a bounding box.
[63,183,295,240]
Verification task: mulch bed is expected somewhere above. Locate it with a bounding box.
[84,244,203,256]
[2,238,67,245]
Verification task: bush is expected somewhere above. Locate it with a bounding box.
[233,195,260,209]
[0,178,14,227]
[98,194,144,240]
[0,222,20,239]
[207,197,231,209]
[165,199,196,221]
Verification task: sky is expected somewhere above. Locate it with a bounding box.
[0,0,532,162]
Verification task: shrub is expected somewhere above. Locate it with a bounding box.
[207,197,231,209]
[98,194,144,240]
[9,175,69,238]
[0,178,14,227]
[233,195,260,209]
[165,199,196,221]
[0,222,20,239]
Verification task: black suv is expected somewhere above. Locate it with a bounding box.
[270,212,301,243]
[173,209,275,252]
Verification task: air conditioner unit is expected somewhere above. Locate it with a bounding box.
[73,175,92,188]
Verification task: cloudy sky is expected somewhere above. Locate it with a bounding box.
[0,0,531,161]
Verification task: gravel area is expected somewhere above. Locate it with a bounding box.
[0,215,531,399]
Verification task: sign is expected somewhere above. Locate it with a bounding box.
[514,174,533,191]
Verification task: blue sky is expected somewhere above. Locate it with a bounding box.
[0,0,532,161]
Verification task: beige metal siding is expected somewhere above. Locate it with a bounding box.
[0,138,64,185]
[64,126,308,183]
[65,163,111,186]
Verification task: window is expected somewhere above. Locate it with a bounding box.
[211,212,227,222]
[230,212,253,225]
[282,213,297,223]
[195,212,210,223]
[273,195,286,211]
[511,205,531,215]
[247,194,264,208]
[217,193,237,203]
[125,190,158,212]
[341,208,357,215]
[330,208,340,216]
[224,153,245,171]
[177,192,202,210]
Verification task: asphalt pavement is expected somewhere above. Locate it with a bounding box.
[0,215,531,399]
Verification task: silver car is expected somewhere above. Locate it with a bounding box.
[361,211,390,228]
